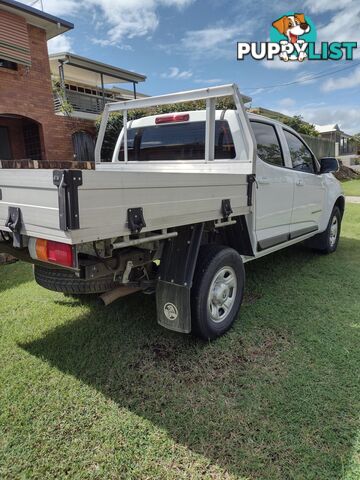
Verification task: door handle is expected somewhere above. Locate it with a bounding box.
[296,179,304,186]
[258,177,270,185]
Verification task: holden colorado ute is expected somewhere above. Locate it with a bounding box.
[0,84,344,339]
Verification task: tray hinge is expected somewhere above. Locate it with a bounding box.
[221,199,233,219]
[127,207,146,234]
[5,206,23,248]
[53,170,83,231]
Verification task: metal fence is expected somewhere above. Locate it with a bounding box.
[301,134,335,159]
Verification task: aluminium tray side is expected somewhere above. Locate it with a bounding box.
[0,169,251,244]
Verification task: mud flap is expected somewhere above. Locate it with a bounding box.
[156,281,192,333]
[156,223,204,334]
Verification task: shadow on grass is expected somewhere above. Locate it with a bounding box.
[21,238,360,479]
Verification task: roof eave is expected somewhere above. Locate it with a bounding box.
[49,52,147,83]
[0,0,73,39]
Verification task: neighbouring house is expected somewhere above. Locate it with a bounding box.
[314,124,358,162]
[0,0,147,163]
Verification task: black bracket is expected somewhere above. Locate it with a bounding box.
[127,207,146,234]
[6,206,23,248]
[53,170,82,231]
[247,174,256,207]
[222,199,233,219]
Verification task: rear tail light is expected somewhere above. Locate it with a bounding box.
[155,114,189,124]
[47,241,73,267]
[31,238,74,267]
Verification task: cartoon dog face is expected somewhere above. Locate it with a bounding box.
[272,14,310,43]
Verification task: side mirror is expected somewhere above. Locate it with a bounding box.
[319,157,339,174]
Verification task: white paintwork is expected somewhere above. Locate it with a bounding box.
[253,144,294,244]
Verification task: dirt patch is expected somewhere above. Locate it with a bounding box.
[334,162,360,181]
[0,253,18,265]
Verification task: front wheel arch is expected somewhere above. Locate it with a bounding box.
[334,196,345,219]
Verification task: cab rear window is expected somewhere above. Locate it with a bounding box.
[118,120,236,161]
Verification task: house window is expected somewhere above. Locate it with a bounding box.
[0,59,17,70]
[0,11,31,67]
[23,123,42,160]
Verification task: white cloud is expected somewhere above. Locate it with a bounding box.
[161,67,193,79]
[180,22,254,58]
[316,8,360,44]
[322,66,360,91]
[92,38,133,50]
[303,0,353,13]
[38,0,194,45]
[194,78,223,84]
[32,0,80,16]
[47,35,72,54]
[278,97,296,108]
[263,56,302,70]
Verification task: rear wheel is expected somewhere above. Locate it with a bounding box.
[191,245,245,340]
[34,265,118,294]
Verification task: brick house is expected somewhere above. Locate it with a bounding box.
[0,0,146,162]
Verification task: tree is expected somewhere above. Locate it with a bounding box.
[350,132,360,145]
[282,115,319,137]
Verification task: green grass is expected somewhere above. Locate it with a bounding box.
[1,206,360,480]
[341,179,360,197]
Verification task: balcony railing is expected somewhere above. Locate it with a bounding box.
[54,90,118,116]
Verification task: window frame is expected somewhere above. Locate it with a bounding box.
[282,128,320,175]
[250,119,285,169]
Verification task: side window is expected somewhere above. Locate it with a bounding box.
[283,130,316,174]
[251,121,284,167]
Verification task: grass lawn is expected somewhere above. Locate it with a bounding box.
[341,179,360,197]
[1,205,359,480]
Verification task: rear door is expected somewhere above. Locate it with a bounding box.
[251,121,294,250]
[282,129,325,238]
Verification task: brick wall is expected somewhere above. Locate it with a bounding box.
[0,20,96,161]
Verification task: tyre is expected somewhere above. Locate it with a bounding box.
[191,245,245,340]
[34,265,118,294]
[306,206,342,254]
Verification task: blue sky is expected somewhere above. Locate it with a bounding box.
[32,0,360,133]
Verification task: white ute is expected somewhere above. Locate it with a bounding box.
[0,84,344,339]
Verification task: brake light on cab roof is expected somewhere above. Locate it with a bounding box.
[155,114,190,124]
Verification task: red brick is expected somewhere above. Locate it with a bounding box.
[0,21,96,162]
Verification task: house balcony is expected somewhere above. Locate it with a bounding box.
[53,90,117,119]
[49,52,147,121]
